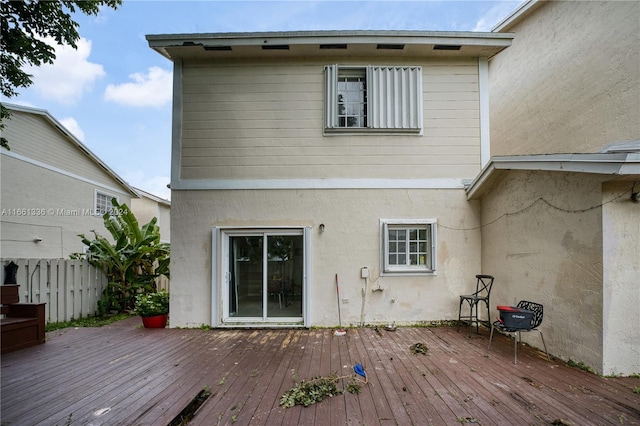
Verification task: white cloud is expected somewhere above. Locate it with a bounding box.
[473,2,523,32]
[104,67,172,108]
[27,38,105,104]
[59,117,85,141]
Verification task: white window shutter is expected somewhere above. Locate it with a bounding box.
[368,66,422,130]
[324,65,338,128]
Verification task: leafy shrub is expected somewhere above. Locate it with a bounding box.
[134,291,169,317]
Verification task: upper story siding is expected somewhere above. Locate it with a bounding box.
[179,57,481,181]
[148,31,513,188]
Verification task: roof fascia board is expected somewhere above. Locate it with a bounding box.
[466,153,640,199]
[2,102,139,198]
[146,30,514,45]
[146,30,514,59]
[492,0,545,32]
[133,187,171,205]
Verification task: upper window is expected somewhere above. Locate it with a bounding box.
[381,219,436,274]
[95,191,117,216]
[325,65,423,133]
[337,68,367,128]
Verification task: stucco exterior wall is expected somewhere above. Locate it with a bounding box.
[169,188,481,328]
[480,171,605,371]
[1,156,132,258]
[601,181,640,375]
[489,1,640,156]
[180,57,482,181]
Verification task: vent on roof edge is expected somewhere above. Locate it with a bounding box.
[182,41,203,47]
[433,44,461,51]
[377,44,405,50]
[320,44,348,49]
[204,45,232,51]
[262,44,289,50]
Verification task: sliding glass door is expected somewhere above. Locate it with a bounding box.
[225,230,304,323]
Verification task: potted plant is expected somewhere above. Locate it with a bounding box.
[134,291,169,328]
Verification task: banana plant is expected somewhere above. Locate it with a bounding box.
[73,199,170,313]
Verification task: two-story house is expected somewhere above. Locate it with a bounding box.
[147,30,514,329]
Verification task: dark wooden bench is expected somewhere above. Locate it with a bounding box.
[1,284,46,354]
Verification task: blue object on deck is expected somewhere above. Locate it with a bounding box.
[354,363,366,378]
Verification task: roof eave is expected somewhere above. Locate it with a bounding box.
[146,30,514,61]
[466,153,640,200]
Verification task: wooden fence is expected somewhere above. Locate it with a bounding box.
[1,259,170,324]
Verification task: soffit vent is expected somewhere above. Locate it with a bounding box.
[204,45,232,51]
[319,44,348,49]
[377,44,405,50]
[433,44,462,51]
[262,44,290,50]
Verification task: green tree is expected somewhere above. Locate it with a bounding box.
[73,199,170,314]
[1,0,122,149]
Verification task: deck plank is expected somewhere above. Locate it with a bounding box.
[1,319,638,426]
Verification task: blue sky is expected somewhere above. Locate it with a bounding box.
[11,0,524,200]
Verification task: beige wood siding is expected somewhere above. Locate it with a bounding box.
[4,110,121,188]
[180,57,480,181]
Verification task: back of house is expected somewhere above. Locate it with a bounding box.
[147,30,513,328]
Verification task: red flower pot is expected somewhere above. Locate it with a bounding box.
[141,314,168,328]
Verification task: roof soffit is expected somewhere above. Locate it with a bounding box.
[146,30,514,60]
[466,153,640,200]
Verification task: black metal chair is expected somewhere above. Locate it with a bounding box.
[457,274,494,336]
[488,300,550,364]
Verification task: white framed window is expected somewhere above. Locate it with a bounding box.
[95,191,117,216]
[381,219,436,275]
[325,64,423,133]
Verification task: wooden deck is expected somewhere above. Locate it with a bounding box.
[1,317,638,426]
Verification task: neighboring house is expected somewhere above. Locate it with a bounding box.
[0,103,139,258]
[469,1,639,375]
[147,30,514,329]
[131,187,171,244]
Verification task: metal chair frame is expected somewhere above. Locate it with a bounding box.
[457,274,494,337]
[488,300,550,364]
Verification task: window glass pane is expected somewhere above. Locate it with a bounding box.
[385,222,434,272]
[336,69,366,128]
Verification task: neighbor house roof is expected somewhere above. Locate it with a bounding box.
[134,187,171,206]
[147,29,514,61]
[492,0,544,32]
[466,141,640,199]
[2,102,139,198]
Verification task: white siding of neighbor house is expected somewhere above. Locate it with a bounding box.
[1,156,132,258]
[168,188,481,328]
[179,57,481,181]
[130,197,171,244]
[3,110,122,188]
[489,0,640,156]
